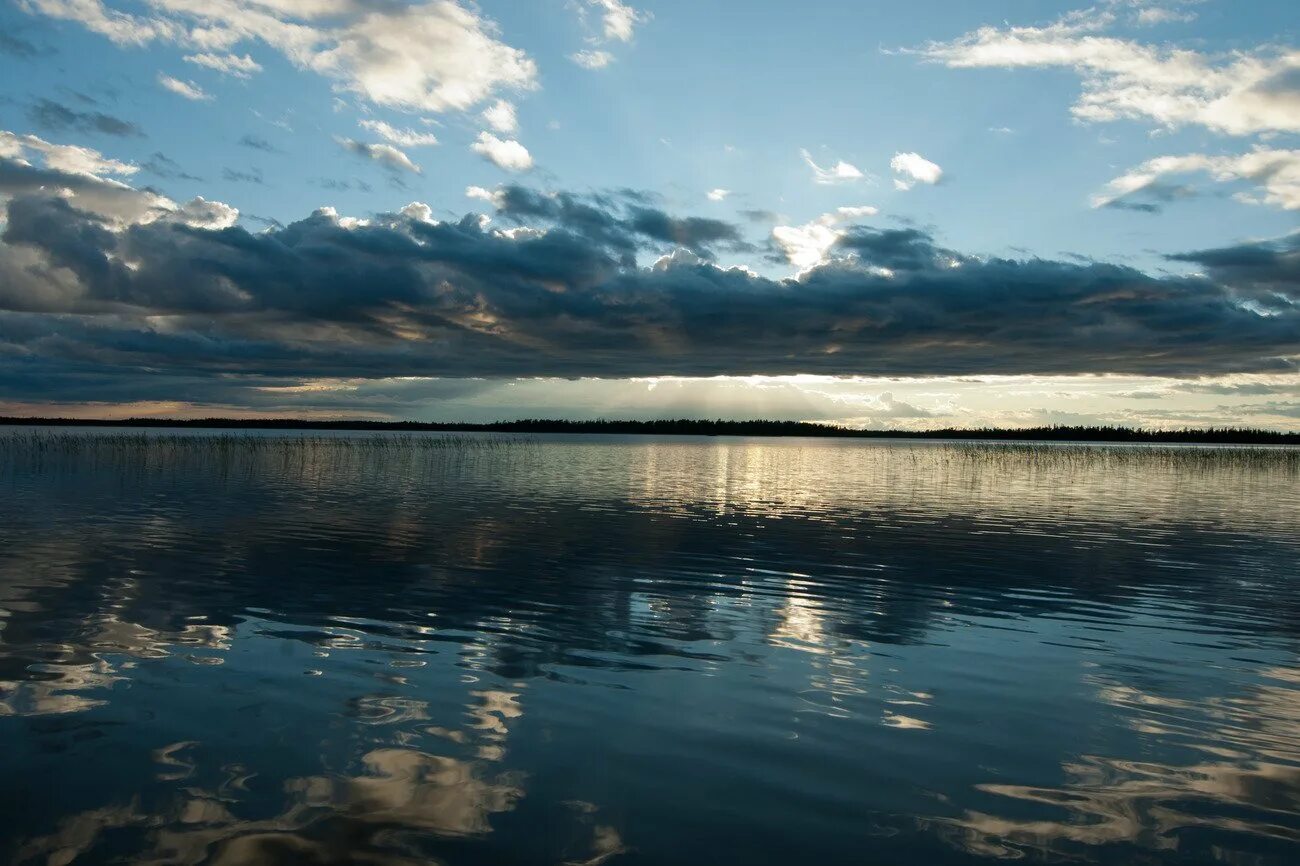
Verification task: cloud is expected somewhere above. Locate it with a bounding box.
[184,52,261,78]
[238,134,279,153]
[570,49,614,70]
[801,149,866,185]
[1,130,137,177]
[1094,148,1300,211]
[141,151,201,181]
[0,30,42,58]
[157,74,211,101]
[481,99,518,134]
[221,166,264,184]
[772,206,880,272]
[170,195,239,229]
[568,1,645,71]
[24,0,538,117]
[471,132,532,172]
[0,130,235,227]
[0,176,1295,408]
[26,98,143,137]
[336,138,421,174]
[1133,7,1197,26]
[914,6,1300,136]
[890,152,943,191]
[1166,233,1300,300]
[357,120,439,148]
[465,185,503,207]
[707,189,729,202]
[585,0,645,42]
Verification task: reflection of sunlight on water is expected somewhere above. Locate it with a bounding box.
[1,432,1298,864]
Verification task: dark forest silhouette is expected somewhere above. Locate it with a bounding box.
[1,416,1296,444]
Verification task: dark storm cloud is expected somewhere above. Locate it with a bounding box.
[0,177,1297,408]
[836,227,946,271]
[27,98,143,137]
[492,184,749,259]
[1167,233,1300,291]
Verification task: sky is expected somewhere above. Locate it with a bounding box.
[0,0,1297,428]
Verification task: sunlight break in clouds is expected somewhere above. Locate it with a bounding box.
[772,206,880,272]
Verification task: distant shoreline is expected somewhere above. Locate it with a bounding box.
[1,417,1296,444]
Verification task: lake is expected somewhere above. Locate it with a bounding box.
[1,430,1298,865]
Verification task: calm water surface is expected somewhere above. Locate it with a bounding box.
[1,430,1298,865]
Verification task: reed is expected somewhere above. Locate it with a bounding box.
[0,431,533,475]
[939,441,1300,471]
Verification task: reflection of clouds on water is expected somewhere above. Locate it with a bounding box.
[17,747,526,866]
[932,755,1300,859]
[0,660,117,717]
[8,644,562,865]
[929,660,1300,860]
[2,435,1298,863]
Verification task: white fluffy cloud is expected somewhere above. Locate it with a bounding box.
[916,7,1300,136]
[1,131,138,177]
[358,119,439,147]
[481,99,518,134]
[890,152,943,191]
[157,74,211,101]
[772,205,879,272]
[336,137,422,174]
[585,0,645,43]
[800,149,866,185]
[707,188,730,202]
[465,185,505,208]
[0,130,236,227]
[1133,7,1197,26]
[569,1,645,70]
[471,132,532,172]
[183,51,261,78]
[570,49,614,70]
[25,0,538,116]
[170,195,240,229]
[1094,148,1300,211]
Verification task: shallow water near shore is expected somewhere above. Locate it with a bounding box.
[2,429,1299,865]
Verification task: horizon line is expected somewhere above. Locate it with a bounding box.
[1,417,1296,444]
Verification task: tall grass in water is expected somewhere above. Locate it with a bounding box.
[940,441,1299,473]
[0,431,532,477]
